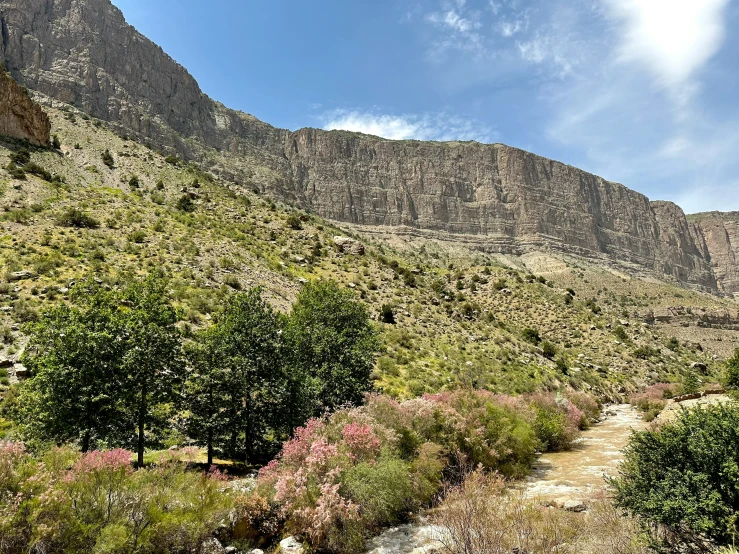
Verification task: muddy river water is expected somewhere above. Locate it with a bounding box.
[363,404,646,554]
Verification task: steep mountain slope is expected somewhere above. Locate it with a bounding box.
[0,0,736,294]
[1,105,733,402]
[689,212,739,294]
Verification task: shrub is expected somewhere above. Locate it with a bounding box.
[434,470,648,554]
[101,149,115,168]
[723,347,739,391]
[176,194,196,212]
[614,326,629,342]
[379,304,396,324]
[522,327,541,345]
[9,149,30,166]
[128,229,146,243]
[129,175,140,188]
[57,207,100,229]
[286,213,303,230]
[52,134,61,149]
[0,445,236,554]
[541,340,556,359]
[612,404,739,549]
[22,162,51,181]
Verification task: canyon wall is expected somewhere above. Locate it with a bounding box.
[0,0,734,292]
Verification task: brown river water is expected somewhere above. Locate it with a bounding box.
[363,404,646,554]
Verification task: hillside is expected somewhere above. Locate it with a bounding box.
[1,0,738,293]
[1,104,736,403]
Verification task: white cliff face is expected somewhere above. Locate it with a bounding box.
[1,0,735,292]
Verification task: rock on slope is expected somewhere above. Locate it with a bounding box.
[0,0,734,293]
[0,69,49,145]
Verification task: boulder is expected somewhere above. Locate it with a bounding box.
[278,536,305,554]
[691,362,708,373]
[0,359,13,368]
[333,236,365,255]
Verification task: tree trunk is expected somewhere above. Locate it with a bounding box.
[82,429,91,453]
[207,427,213,467]
[137,382,146,467]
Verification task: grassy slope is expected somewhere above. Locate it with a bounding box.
[0,105,734,402]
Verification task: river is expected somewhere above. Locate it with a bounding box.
[363,404,646,554]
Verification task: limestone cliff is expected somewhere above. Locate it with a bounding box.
[0,69,49,145]
[0,0,734,293]
[689,213,739,294]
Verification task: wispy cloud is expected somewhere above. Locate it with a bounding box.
[320,109,497,143]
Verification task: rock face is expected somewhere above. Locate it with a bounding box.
[1,0,736,293]
[689,212,739,294]
[0,69,49,145]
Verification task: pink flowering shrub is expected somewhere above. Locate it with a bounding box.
[0,446,237,554]
[246,389,599,553]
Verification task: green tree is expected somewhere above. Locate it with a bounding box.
[287,281,382,417]
[21,280,129,451]
[119,277,185,467]
[723,347,739,391]
[612,404,739,549]
[193,288,285,463]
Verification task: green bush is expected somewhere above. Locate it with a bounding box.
[57,208,100,229]
[540,340,556,359]
[723,347,739,390]
[612,403,739,549]
[522,327,541,345]
[379,304,396,324]
[176,194,196,212]
[101,149,115,169]
[286,213,303,230]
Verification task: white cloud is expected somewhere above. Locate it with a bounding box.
[602,0,729,92]
[427,10,479,33]
[499,20,523,37]
[321,109,496,143]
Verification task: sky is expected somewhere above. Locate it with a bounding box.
[110,0,739,214]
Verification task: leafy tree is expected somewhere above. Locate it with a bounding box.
[21,281,129,451]
[612,404,739,549]
[521,327,541,345]
[119,277,185,466]
[188,288,285,463]
[287,281,382,417]
[683,370,700,395]
[176,193,196,212]
[723,347,739,391]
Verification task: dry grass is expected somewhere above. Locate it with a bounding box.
[431,471,649,554]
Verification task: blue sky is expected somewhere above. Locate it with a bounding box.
[111,0,739,213]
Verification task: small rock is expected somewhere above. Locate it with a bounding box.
[297,277,308,284]
[691,362,708,372]
[224,547,239,554]
[200,538,226,554]
[563,500,587,512]
[8,271,33,281]
[249,550,264,554]
[279,536,305,554]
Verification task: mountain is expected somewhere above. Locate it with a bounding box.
[0,0,737,294]
[0,68,49,146]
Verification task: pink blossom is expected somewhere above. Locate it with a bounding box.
[341,423,381,460]
[70,449,133,476]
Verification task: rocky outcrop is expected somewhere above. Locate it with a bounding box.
[689,213,739,294]
[0,69,49,145]
[0,0,735,292]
